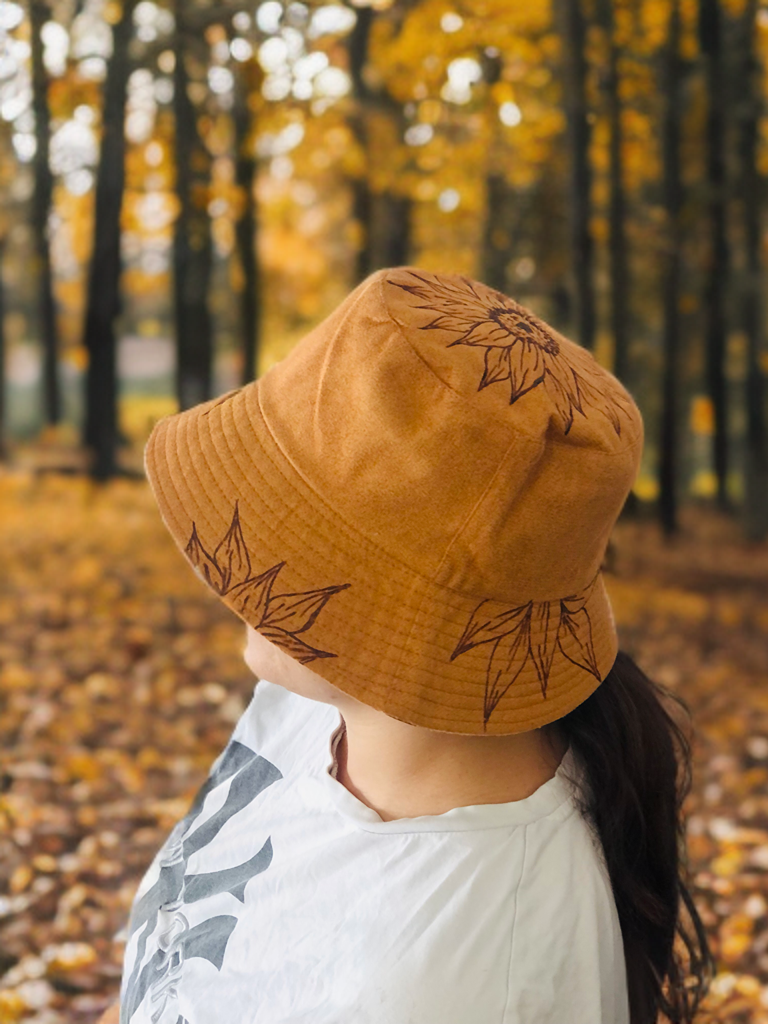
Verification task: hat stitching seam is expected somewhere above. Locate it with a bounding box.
[318,659,592,730]
[154,408,616,671]
[244,391,432,583]
[148,409,613,732]
[352,656,596,715]
[253,383,509,598]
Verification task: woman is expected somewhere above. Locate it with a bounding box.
[103,266,714,1023]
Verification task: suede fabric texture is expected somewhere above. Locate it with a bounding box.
[144,266,644,735]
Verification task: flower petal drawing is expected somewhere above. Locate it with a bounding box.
[228,563,286,623]
[485,610,532,723]
[183,504,351,664]
[529,600,562,697]
[258,627,340,664]
[390,270,631,436]
[451,575,601,728]
[213,502,252,593]
[449,600,531,659]
[261,584,353,636]
[185,524,225,594]
[479,347,511,390]
[558,603,600,679]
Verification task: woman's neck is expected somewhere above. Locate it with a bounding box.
[332,706,568,822]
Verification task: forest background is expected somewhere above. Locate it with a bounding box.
[1,0,768,1020]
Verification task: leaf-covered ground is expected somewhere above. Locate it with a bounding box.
[0,472,767,1023]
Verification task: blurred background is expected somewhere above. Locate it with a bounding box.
[1,0,768,1020]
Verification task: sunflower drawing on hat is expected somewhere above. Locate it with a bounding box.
[390,270,632,437]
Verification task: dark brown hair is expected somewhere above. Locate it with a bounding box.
[551,650,715,1024]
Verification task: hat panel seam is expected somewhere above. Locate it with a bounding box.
[430,428,547,590]
[218,398,436,649]
[241,390,441,588]
[252,383,502,600]
[235,390,622,624]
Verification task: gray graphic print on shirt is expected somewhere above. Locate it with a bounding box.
[122,739,282,1023]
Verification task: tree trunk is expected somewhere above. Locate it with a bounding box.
[699,0,730,507]
[233,66,261,384]
[554,0,596,350]
[29,0,60,425]
[481,173,513,293]
[738,0,767,541]
[82,0,137,479]
[347,5,374,281]
[597,0,630,384]
[370,191,411,270]
[658,0,684,536]
[173,11,214,410]
[0,238,6,461]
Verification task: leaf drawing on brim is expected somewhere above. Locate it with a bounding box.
[450,574,602,729]
[185,524,223,593]
[184,502,351,664]
[213,502,252,593]
[558,599,600,678]
[229,563,285,624]
[451,601,531,656]
[390,270,634,437]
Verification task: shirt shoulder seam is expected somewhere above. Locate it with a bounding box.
[501,821,529,1024]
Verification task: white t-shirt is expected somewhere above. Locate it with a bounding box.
[119,680,629,1024]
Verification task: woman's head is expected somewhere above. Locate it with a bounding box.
[145,266,643,737]
[143,267,712,1017]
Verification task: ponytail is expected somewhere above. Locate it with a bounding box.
[551,650,715,1024]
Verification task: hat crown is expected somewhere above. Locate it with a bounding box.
[257,267,642,604]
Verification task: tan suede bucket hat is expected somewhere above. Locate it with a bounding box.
[145,267,644,735]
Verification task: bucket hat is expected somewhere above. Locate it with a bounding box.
[144,266,643,735]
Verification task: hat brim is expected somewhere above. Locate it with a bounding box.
[144,381,618,735]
